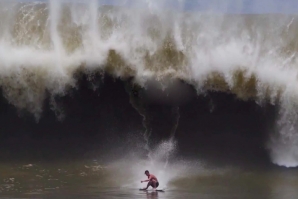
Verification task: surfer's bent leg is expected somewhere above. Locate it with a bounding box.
[150,181,159,188]
[144,181,159,190]
[151,181,156,188]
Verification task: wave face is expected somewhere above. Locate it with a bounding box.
[1,0,298,167]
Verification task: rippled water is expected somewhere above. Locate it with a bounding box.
[1,160,298,199]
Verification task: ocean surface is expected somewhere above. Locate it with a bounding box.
[1,0,298,198]
[1,160,298,199]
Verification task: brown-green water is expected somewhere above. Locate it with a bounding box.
[1,160,298,199]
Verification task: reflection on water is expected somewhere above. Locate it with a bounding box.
[145,191,159,199]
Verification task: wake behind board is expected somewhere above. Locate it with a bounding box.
[139,189,165,192]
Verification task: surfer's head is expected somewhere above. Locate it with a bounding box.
[144,170,150,176]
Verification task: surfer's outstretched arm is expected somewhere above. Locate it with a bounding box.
[141,181,151,190]
[141,175,153,183]
[141,179,151,190]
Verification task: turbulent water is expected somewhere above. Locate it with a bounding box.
[1,0,298,198]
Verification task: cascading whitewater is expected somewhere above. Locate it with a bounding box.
[1,0,298,167]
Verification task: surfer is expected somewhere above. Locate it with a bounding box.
[141,170,159,190]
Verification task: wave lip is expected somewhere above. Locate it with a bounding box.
[1,3,297,109]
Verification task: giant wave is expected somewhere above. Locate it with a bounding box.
[1,0,298,167]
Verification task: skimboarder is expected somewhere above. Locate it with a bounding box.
[140,170,159,190]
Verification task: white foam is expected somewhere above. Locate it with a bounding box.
[108,139,203,190]
[1,0,298,167]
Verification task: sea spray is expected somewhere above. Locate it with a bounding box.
[163,106,180,168]
[0,0,298,167]
[268,101,298,167]
[124,81,182,188]
[125,83,152,155]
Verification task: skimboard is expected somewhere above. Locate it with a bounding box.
[139,189,165,192]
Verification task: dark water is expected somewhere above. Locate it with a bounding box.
[0,74,275,163]
[0,74,294,199]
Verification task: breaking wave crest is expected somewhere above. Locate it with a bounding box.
[2,1,298,167]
